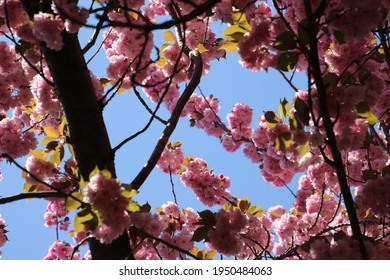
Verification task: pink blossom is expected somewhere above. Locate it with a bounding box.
[32,12,65,51]
[83,173,131,243]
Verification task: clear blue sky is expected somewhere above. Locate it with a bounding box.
[0,6,305,259]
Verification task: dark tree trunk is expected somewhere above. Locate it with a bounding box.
[20,0,131,260]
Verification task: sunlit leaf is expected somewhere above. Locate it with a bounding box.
[74,208,99,233]
[156,57,167,67]
[65,192,84,210]
[278,98,290,119]
[264,111,280,128]
[42,126,60,138]
[128,200,141,212]
[163,30,176,42]
[100,77,111,87]
[40,136,58,146]
[275,132,293,151]
[197,43,209,53]
[356,102,379,125]
[30,149,48,161]
[221,25,247,42]
[231,12,252,31]
[238,198,251,212]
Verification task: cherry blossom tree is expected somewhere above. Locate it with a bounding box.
[0,0,390,260]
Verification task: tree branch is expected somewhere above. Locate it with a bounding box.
[0,192,66,205]
[303,0,368,259]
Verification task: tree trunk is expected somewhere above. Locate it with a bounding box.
[21,0,131,260]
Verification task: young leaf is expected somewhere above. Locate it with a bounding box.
[219,40,238,52]
[274,31,296,51]
[277,52,299,72]
[275,132,293,151]
[197,43,209,53]
[278,98,291,119]
[42,126,60,138]
[264,111,280,128]
[65,192,84,210]
[356,102,379,125]
[163,30,176,42]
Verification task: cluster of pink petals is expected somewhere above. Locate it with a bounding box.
[83,174,131,244]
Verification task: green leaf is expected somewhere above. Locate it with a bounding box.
[274,31,296,51]
[65,192,84,210]
[238,198,251,212]
[219,40,238,52]
[278,98,291,119]
[128,200,141,212]
[356,102,379,125]
[277,52,299,72]
[191,226,210,242]
[74,208,99,233]
[264,111,280,128]
[197,210,216,227]
[163,30,176,42]
[294,97,310,126]
[275,132,293,151]
[221,25,247,42]
[362,169,376,181]
[323,72,339,88]
[382,165,390,176]
[298,141,311,158]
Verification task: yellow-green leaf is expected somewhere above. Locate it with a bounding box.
[221,25,247,42]
[264,111,280,128]
[23,182,36,193]
[42,126,60,138]
[356,102,379,125]
[40,136,58,146]
[73,208,99,233]
[275,132,293,151]
[122,188,138,199]
[128,200,140,212]
[100,77,111,87]
[238,198,251,212]
[278,98,291,119]
[164,30,176,42]
[231,12,252,31]
[156,57,167,67]
[30,149,48,161]
[197,43,209,53]
[298,141,311,159]
[204,250,218,260]
[219,40,238,52]
[65,192,84,210]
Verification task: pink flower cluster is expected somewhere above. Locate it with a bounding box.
[52,0,89,34]
[131,202,200,260]
[0,214,7,258]
[25,155,58,186]
[183,94,224,137]
[238,4,276,71]
[157,143,184,174]
[0,0,29,30]
[0,42,31,111]
[355,175,390,217]
[43,199,69,230]
[0,118,37,158]
[222,103,253,152]
[44,241,77,260]
[32,12,65,51]
[103,12,154,89]
[180,157,231,207]
[83,173,131,244]
[207,208,273,258]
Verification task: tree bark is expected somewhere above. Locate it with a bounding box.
[20,0,131,260]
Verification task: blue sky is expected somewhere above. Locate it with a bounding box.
[0,7,306,259]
